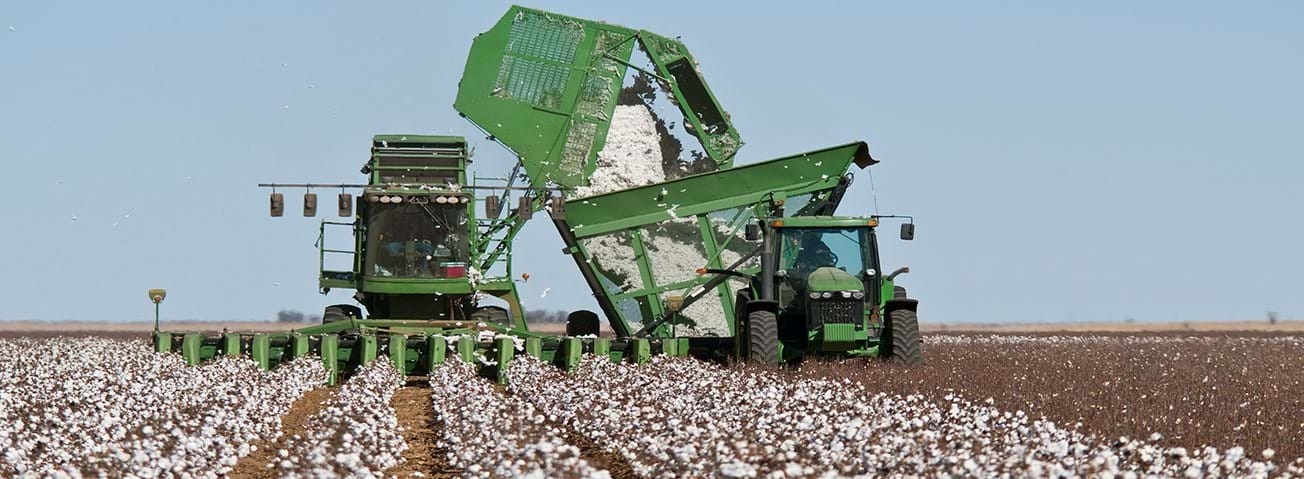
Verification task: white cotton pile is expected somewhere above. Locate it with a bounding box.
[574,104,667,198]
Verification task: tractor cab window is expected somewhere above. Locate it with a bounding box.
[364,202,469,278]
[779,227,873,280]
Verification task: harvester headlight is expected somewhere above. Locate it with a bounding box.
[821,292,832,299]
[841,291,852,299]
[459,196,470,204]
[366,194,380,203]
[853,291,865,299]
[379,195,392,203]
[435,196,449,204]
[809,292,820,299]
[390,195,403,203]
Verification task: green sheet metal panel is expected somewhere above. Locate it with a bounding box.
[525,337,543,358]
[251,334,271,370]
[494,337,515,384]
[389,333,408,374]
[289,333,310,358]
[426,335,447,368]
[456,6,743,188]
[567,142,872,238]
[182,333,202,366]
[359,334,379,366]
[593,337,611,357]
[557,337,582,370]
[630,338,650,364]
[321,334,340,385]
[457,336,475,363]
[154,332,171,353]
[223,333,241,357]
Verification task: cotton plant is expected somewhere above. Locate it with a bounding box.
[427,360,608,478]
[0,338,323,478]
[275,360,408,479]
[507,355,1302,478]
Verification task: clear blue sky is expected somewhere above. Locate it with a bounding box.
[2,1,1300,324]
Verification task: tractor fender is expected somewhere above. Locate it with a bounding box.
[884,298,919,315]
[744,300,779,315]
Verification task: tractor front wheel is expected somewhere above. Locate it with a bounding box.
[747,310,779,364]
[883,309,923,365]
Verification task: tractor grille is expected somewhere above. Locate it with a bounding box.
[809,299,863,329]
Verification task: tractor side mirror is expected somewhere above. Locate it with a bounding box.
[270,193,284,217]
[900,223,915,241]
[518,196,533,220]
[337,193,352,217]
[303,193,318,217]
[744,223,761,241]
[485,195,501,219]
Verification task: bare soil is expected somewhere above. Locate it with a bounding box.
[386,379,459,478]
[565,431,639,479]
[925,319,1304,333]
[227,387,336,479]
[798,332,1304,461]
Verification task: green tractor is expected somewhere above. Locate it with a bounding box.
[731,215,920,365]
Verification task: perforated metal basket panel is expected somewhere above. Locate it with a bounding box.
[456,7,743,189]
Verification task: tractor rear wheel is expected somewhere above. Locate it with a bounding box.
[323,304,362,323]
[565,310,601,336]
[747,310,779,364]
[883,309,923,365]
[470,306,511,325]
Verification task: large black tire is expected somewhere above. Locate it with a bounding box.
[565,310,601,336]
[893,285,908,299]
[323,304,362,323]
[470,306,511,325]
[883,309,923,365]
[747,310,779,364]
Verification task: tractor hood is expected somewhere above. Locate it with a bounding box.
[805,267,863,292]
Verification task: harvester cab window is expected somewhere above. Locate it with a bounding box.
[365,202,469,279]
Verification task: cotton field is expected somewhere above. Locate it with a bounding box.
[274,360,407,478]
[0,338,324,478]
[426,360,607,478]
[2,334,1302,478]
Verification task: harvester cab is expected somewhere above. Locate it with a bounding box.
[271,135,528,328]
[337,135,524,326]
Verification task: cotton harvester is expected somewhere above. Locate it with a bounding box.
[152,6,922,383]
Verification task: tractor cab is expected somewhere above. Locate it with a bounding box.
[774,220,877,310]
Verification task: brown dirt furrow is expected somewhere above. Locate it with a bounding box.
[227,387,335,479]
[565,430,638,479]
[386,379,459,478]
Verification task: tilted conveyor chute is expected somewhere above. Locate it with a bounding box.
[555,142,875,339]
